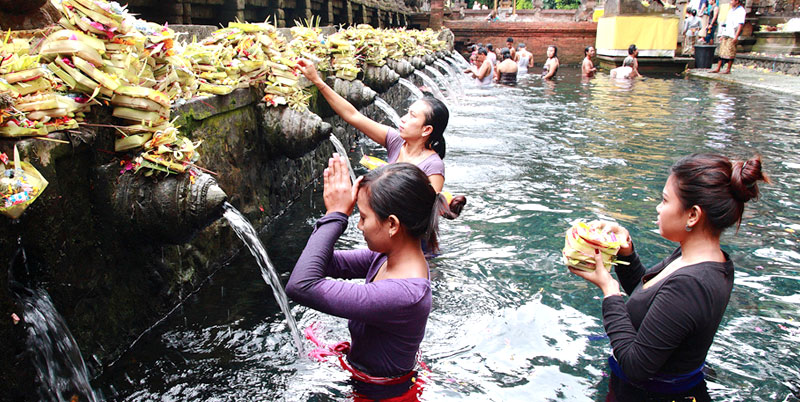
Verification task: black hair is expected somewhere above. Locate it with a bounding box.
[418,95,449,159]
[548,45,558,57]
[628,44,637,55]
[360,163,446,252]
[670,153,770,234]
[691,8,697,16]
[506,37,514,43]
[501,49,512,60]
[478,47,488,55]
[584,45,594,55]
[487,44,494,51]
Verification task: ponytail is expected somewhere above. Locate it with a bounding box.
[420,96,449,160]
[423,193,448,253]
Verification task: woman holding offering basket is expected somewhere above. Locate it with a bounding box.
[568,153,769,402]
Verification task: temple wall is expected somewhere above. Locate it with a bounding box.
[123,0,413,27]
[444,20,598,64]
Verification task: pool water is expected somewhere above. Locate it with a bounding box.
[98,68,800,401]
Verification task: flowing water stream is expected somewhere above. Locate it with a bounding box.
[398,77,424,100]
[10,244,101,402]
[414,70,446,102]
[373,97,403,128]
[329,133,357,183]
[99,68,800,401]
[222,203,304,354]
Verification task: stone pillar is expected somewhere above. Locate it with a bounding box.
[430,0,444,29]
[236,0,246,22]
[362,4,369,24]
[327,0,334,25]
[182,1,192,24]
[377,8,383,27]
[305,0,313,21]
[347,0,354,25]
[274,0,287,27]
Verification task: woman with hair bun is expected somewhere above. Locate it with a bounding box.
[569,153,770,402]
[286,157,446,400]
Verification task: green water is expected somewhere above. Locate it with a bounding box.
[99,68,800,401]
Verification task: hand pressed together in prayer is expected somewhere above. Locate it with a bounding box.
[323,154,362,216]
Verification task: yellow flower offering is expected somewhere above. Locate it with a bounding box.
[562,221,629,272]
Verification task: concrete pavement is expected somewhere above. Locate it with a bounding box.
[688,64,800,97]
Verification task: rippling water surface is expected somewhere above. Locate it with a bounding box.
[99,68,800,401]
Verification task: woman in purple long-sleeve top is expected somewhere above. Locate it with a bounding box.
[286,156,445,400]
[569,153,769,402]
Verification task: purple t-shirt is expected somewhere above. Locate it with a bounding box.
[385,128,445,178]
[285,213,432,397]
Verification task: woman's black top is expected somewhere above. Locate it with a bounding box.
[602,247,734,400]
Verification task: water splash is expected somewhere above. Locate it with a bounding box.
[413,70,446,102]
[10,244,100,402]
[426,60,464,100]
[373,97,403,128]
[435,59,457,77]
[223,203,304,354]
[398,78,424,100]
[328,134,356,183]
[450,50,471,68]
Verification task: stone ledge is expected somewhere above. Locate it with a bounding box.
[736,52,800,75]
[688,67,800,96]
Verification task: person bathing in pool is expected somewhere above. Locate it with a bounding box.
[286,158,444,401]
[295,59,465,218]
[569,153,769,402]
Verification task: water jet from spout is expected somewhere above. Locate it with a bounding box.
[373,97,403,128]
[329,134,356,183]
[222,204,304,354]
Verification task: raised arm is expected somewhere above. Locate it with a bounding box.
[296,59,390,147]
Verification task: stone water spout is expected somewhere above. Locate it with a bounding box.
[96,167,228,245]
[423,54,436,66]
[386,59,415,78]
[409,56,427,71]
[362,65,400,93]
[327,77,377,110]
[262,105,333,157]
[0,0,61,30]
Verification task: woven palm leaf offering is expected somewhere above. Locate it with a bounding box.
[562,221,629,272]
[0,146,48,219]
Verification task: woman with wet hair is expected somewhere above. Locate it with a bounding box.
[570,153,769,402]
[494,49,518,85]
[542,45,559,80]
[296,59,449,195]
[286,158,445,400]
